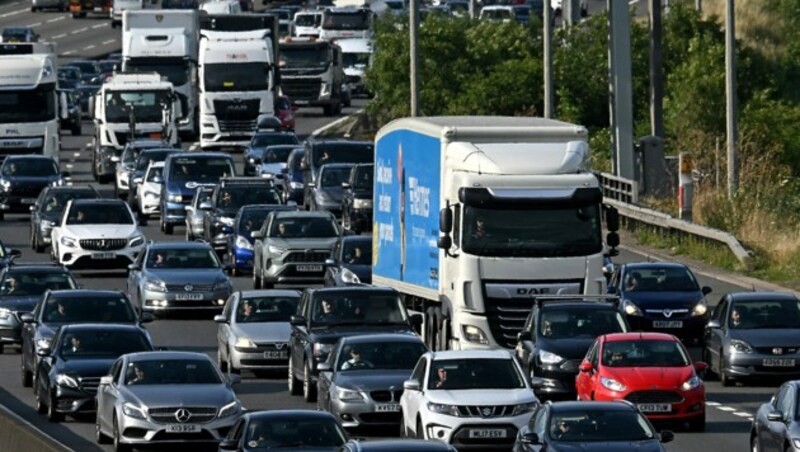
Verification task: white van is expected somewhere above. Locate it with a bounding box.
[293,10,322,37]
[200,0,242,15]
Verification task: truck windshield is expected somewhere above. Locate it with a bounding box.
[461,205,602,257]
[280,47,330,68]
[295,13,321,27]
[343,52,370,68]
[204,63,270,92]
[0,84,56,124]
[322,11,370,30]
[123,59,190,86]
[105,89,171,123]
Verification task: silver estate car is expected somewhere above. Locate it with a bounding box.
[127,242,233,313]
[95,351,242,449]
[317,334,428,429]
[215,289,300,376]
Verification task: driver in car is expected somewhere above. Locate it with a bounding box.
[341,347,372,370]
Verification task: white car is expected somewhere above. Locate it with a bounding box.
[551,0,588,17]
[50,198,146,269]
[400,349,538,449]
[200,0,241,15]
[136,161,164,219]
[479,5,515,22]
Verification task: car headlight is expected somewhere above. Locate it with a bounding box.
[213,279,231,291]
[129,234,145,248]
[353,198,372,209]
[600,377,627,392]
[0,308,10,320]
[340,267,361,285]
[681,376,702,391]
[290,181,303,190]
[335,387,365,403]
[538,350,564,365]
[268,245,286,255]
[51,179,64,187]
[218,217,234,226]
[145,280,166,293]
[60,236,77,248]
[622,299,643,317]
[218,400,240,417]
[144,191,159,199]
[235,235,254,251]
[512,402,539,416]
[36,337,51,350]
[692,300,708,317]
[167,193,182,202]
[122,402,147,420]
[312,342,333,358]
[793,439,800,450]
[729,339,753,354]
[249,158,257,164]
[461,324,489,345]
[55,374,79,389]
[235,337,256,349]
[0,179,10,190]
[426,402,459,416]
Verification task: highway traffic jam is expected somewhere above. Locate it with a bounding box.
[0,1,796,451]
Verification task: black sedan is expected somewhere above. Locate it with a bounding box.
[324,235,372,286]
[750,380,800,452]
[341,163,373,234]
[0,155,63,220]
[35,323,154,421]
[219,410,348,451]
[29,185,100,252]
[513,401,673,451]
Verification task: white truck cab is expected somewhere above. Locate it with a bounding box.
[337,37,372,96]
[293,10,322,37]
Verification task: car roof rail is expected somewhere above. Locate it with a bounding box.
[219,176,274,187]
[8,261,63,268]
[534,294,621,308]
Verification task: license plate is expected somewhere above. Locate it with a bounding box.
[294,100,309,105]
[468,429,507,439]
[637,403,671,413]
[264,351,287,359]
[763,358,796,367]
[175,293,203,301]
[91,253,115,259]
[21,198,36,204]
[653,320,683,328]
[296,264,322,272]
[93,6,102,11]
[375,404,400,412]
[166,424,200,433]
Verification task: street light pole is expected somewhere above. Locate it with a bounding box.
[409,0,419,117]
[725,0,738,197]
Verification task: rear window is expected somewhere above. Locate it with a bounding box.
[168,157,234,182]
[538,308,628,339]
[43,295,136,324]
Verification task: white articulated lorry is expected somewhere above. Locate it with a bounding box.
[0,42,60,163]
[198,14,279,150]
[372,116,621,351]
[122,9,200,140]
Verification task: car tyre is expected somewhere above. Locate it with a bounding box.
[164,222,173,235]
[96,414,111,444]
[399,411,407,437]
[47,391,64,422]
[303,360,316,402]
[720,355,734,387]
[113,415,132,452]
[288,355,301,395]
[21,353,32,387]
[227,349,239,378]
[35,385,46,414]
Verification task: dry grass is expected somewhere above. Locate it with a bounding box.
[701,0,789,59]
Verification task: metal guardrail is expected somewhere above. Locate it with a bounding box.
[596,172,751,268]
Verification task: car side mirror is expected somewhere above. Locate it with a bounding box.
[579,362,594,373]
[768,411,785,422]
[308,182,315,188]
[214,315,227,323]
[152,176,163,184]
[693,361,708,376]
[659,430,674,444]
[517,331,531,342]
[251,231,262,239]
[133,177,143,184]
[20,313,35,323]
[403,378,421,391]
[606,206,620,231]
[707,320,721,329]
[290,315,305,326]
[223,264,234,274]
[199,202,212,210]
[228,374,241,385]
[280,167,289,174]
[139,312,155,324]
[702,286,713,295]
[36,347,50,357]
[324,258,336,266]
[128,264,140,272]
[218,439,239,451]
[529,377,545,389]
[341,182,350,189]
[521,432,540,445]
[607,285,618,294]
[317,362,331,372]
[99,375,114,386]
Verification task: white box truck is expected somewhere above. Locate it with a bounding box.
[373,116,621,351]
[122,9,200,139]
[198,14,279,150]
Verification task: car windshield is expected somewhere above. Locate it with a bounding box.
[601,340,690,367]
[429,358,525,390]
[483,9,512,19]
[236,296,298,323]
[121,143,167,166]
[238,209,270,234]
[0,272,77,296]
[2,29,28,41]
[352,166,373,190]
[245,418,346,448]
[43,295,136,324]
[124,359,222,385]
[2,159,58,177]
[538,308,628,339]
[70,61,98,75]
[269,216,337,238]
[262,146,294,164]
[320,166,353,187]
[342,241,371,265]
[343,52,370,67]
[311,293,407,326]
[134,150,178,171]
[729,299,800,329]
[549,410,656,442]
[66,204,133,225]
[41,191,97,216]
[168,157,234,182]
[623,266,700,292]
[337,341,426,371]
[59,330,151,359]
[217,186,281,209]
[146,248,220,269]
[252,134,299,149]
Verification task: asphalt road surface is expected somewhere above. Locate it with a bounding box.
[0,1,768,451]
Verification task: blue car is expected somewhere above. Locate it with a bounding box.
[225,204,298,275]
[281,147,306,205]
[608,262,712,344]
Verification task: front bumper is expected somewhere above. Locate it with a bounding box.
[142,288,232,312]
[0,194,42,213]
[593,386,705,422]
[330,395,403,429]
[57,243,143,269]
[422,411,529,449]
[162,200,190,225]
[0,316,22,344]
[53,386,96,414]
[116,168,131,193]
[726,352,800,380]
[531,361,581,398]
[263,260,327,285]
[116,410,237,445]
[229,344,288,370]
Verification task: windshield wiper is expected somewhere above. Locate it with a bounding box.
[266,442,306,449]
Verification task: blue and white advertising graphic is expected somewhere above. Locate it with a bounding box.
[373,129,440,289]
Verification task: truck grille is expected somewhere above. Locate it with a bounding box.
[625,391,683,404]
[0,136,44,159]
[79,376,102,394]
[79,238,127,251]
[284,251,329,263]
[149,406,217,424]
[281,78,322,101]
[218,119,257,133]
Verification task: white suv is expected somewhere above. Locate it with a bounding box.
[136,161,164,220]
[400,349,539,449]
[50,198,146,269]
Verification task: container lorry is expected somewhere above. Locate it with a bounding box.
[372,116,621,351]
[0,42,60,163]
[198,14,280,150]
[122,9,200,139]
[278,37,344,116]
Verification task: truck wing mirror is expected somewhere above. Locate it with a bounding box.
[439,208,452,233]
[606,206,620,232]
[606,231,620,248]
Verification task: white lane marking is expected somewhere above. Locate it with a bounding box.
[717,406,736,412]
[102,39,116,45]
[706,401,721,406]
[27,22,42,28]
[62,50,76,56]
[46,16,65,23]
[0,8,26,18]
[66,164,74,169]
[71,27,88,35]
[734,412,753,418]
[9,1,22,5]
[91,24,105,29]
[85,143,92,148]
[73,152,80,157]
[84,45,95,50]
[52,33,66,40]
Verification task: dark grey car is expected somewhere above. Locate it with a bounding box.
[309,163,355,217]
[317,334,427,429]
[127,242,233,314]
[704,292,800,386]
[751,380,800,452]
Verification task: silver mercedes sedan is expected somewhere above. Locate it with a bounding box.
[95,351,241,449]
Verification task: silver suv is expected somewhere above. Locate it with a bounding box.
[251,211,340,289]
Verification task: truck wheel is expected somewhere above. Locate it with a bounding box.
[323,105,333,117]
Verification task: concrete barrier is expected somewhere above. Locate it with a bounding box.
[0,402,70,452]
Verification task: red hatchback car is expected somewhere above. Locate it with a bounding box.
[277,95,297,131]
[575,332,707,431]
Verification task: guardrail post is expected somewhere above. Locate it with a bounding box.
[678,152,693,221]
